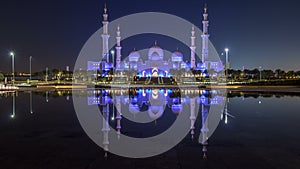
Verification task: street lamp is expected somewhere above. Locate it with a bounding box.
[259,66,262,81]
[10,52,15,85]
[225,48,229,82]
[29,56,32,82]
[111,50,115,83]
[111,50,115,66]
[45,67,48,83]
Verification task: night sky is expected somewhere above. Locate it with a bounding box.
[0,0,299,73]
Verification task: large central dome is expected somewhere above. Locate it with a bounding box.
[148,45,164,61]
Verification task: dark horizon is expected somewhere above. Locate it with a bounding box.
[1,0,300,73]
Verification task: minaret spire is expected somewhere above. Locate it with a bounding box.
[102,3,110,62]
[116,25,122,69]
[104,3,107,14]
[201,3,210,67]
[190,25,196,69]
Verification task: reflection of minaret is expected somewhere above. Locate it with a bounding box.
[200,100,209,159]
[190,26,196,69]
[116,26,122,69]
[201,4,209,66]
[190,97,196,139]
[102,103,110,158]
[102,4,110,62]
[116,101,122,139]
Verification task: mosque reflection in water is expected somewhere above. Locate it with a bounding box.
[1,89,230,159]
[87,88,228,158]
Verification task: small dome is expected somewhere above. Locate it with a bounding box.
[172,51,183,57]
[129,51,140,62]
[172,104,183,115]
[172,51,183,62]
[129,104,140,114]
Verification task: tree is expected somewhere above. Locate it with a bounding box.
[231,69,242,80]
[286,71,295,78]
[275,69,285,78]
[0,73,4,81]
[261,70,275,79]
[51,69,59,76]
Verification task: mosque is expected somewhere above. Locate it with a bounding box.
[87,4,223,81]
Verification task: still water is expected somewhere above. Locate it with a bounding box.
[0,89,299,169]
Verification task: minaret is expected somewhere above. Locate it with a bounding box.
[201,4,210,66]
[102,4,110,62]
[116,96,122,139]
[190,26,196,69]
[116,26,122,69]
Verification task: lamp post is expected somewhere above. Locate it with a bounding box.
[10,52,15,85]
[259,66,262,81]
[45,67,48,83]
[29,56,32,82]
[225,48,229,82]
[111,50,115,83]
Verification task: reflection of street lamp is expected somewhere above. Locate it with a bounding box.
[11,92,16,119]
[30,91,33,114]
[10,52,15,85]
[111,103,115,120]
[225,48,229,81]
[46,91,49,102]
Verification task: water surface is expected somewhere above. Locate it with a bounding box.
[0,89,299,169]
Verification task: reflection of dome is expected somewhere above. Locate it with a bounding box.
[172,51,183,62]
[148,45,163,61]
[149,90,165,105]
[172,104,183,115]
[129,103,140,114]
[148,106,164,120]
[129,51,140,62]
